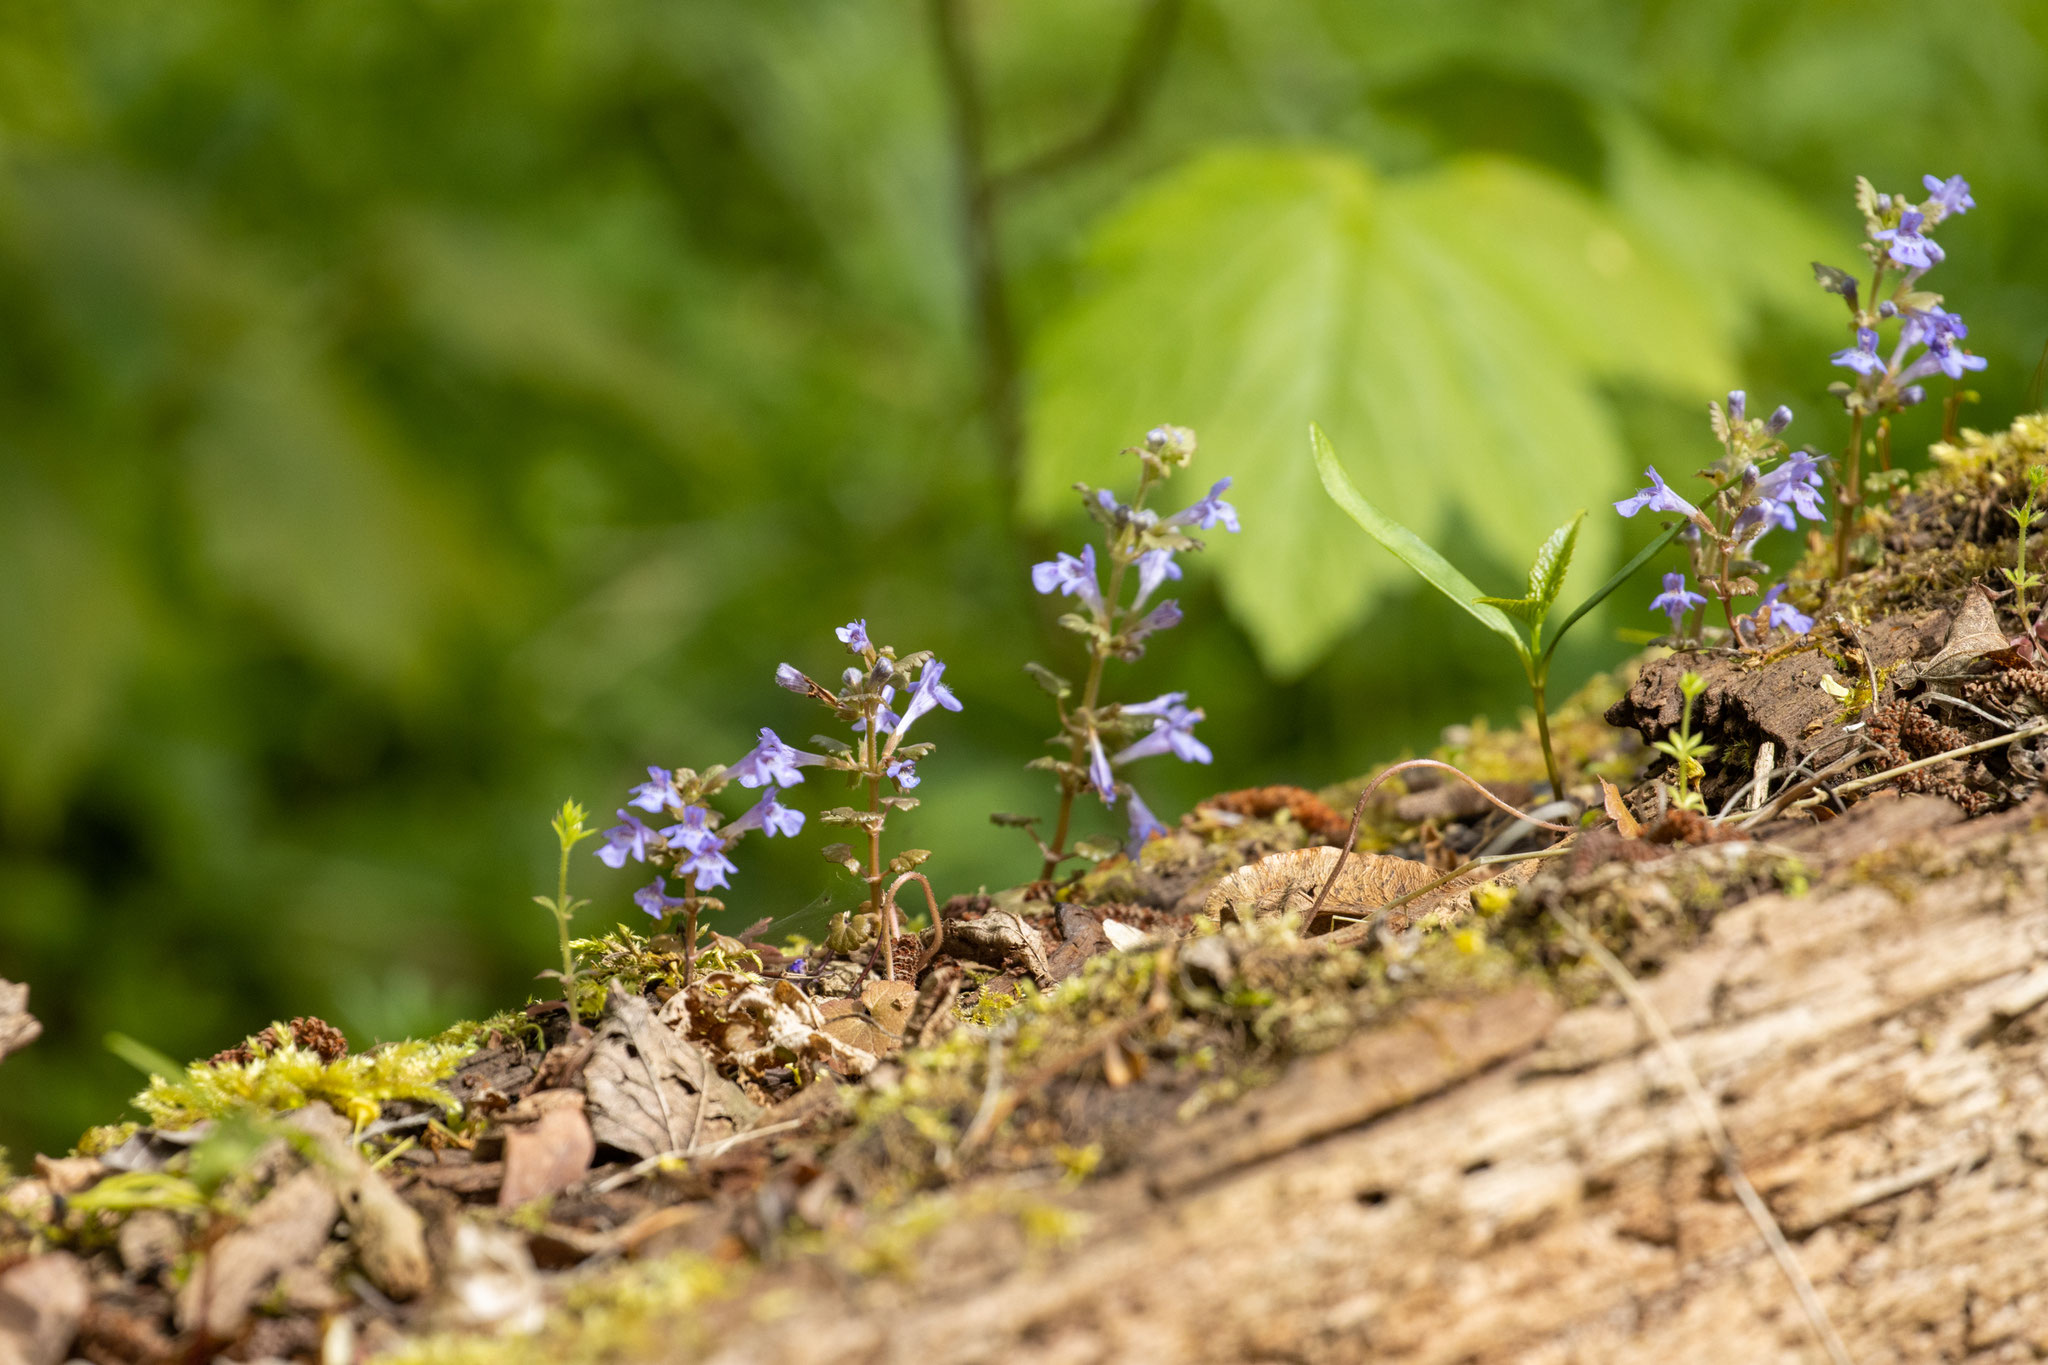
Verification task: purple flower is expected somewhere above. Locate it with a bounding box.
[1125,600,1183,651]
[889,659,962,743]
[725,791,806,840]
[1900,385,1927,407]
[1758,583,1814,636]
[1031,545,1105,613]
[678,843,738,891]
[1649,572,1707,634]
[1902,305,1969,349]
[1125,788,1168,857]
[1614,467,1700,520]
[1162,479,1240,533]
[659,806,737,889]
[1831,327,1887,378]
[1873,210,1943,270]
[850,685,901,735]
[633,878,688,920]
[1131,548,1181,611]
[731,728,827,790]
[627,766,675,814]
[657,804,718,852]
[1087,730,1116,805]
[1903,333,1989,383]
[1767,405,1794,435]
[596,811,656,868]
[836,620,871,654]
[1112,694,1212,766]
[774,663,811,694]
[1749,453,1828,527]
[886,758,919,790]
[1726,390,1746,422]
[1922,174,1974,219]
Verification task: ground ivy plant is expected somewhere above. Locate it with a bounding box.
[1011,425,1237,878]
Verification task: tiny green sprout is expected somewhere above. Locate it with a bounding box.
[1650,671,1716,813]
[2003,464,2048,623]
[536,800,595,1026]
[1314,425,1682,797]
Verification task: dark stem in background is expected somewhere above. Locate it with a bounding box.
[927,0,1188,505]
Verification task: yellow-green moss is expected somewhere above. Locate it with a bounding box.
[134,1034,475,1129]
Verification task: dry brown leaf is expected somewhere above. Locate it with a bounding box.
[499,1103,596,1208]
[1904,584,2015,682]
[819,979,915,1059]
[284,1103,432,1302]
[0,980,41,1066]
[941,912,1055,984]
[0,1251,88,1365]
[1204,846,1438,928]
[175,1171,339,1338]
[1600,779,1644,838]
[677,974,879,1080]
[585,981,749,1159]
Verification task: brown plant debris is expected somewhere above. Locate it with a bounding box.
[206,1016,350,1068]
[1195,785,1351,840]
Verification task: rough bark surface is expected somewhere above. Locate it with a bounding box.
[705,797,2048,1363]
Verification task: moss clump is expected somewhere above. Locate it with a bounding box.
[134,1032,475,1129]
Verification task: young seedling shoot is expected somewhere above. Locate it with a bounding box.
[2004,464,2048,623]
[1652,671,1716,813]
[1017,425,1237,879]
[773,621,961,980]
[1816,173,1984,576]
[1313,426,1682,799]
[534,801,594,1024]
[1613,391,1824,649]
[596,757,807,988]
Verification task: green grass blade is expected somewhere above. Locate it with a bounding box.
[1540,520,1686,667]
[1312,424,1524,651]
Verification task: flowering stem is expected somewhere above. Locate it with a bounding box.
[1944,390,1962,444]
[679,871,700,989]
[1038,489,1145,880]
[1834,408,1865,580]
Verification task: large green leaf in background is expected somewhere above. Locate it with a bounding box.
[1023,137,1839,676]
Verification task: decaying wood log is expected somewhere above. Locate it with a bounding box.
[700,796,2048,1363]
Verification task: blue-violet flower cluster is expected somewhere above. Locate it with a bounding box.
[1019,426,1237,875]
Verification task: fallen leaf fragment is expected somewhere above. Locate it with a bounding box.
[1100,919,1151,952]
[0,980,40,1066]
[175,1170,339,1338]
[0,1252,89,1365]
[1600,779,1644,839]
[586,981,750,1158]
[499,1101,596,1208]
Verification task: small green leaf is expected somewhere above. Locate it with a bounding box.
[1473,595,1544,624]
[1528,511,1584,609]
[1311,425,1524,653]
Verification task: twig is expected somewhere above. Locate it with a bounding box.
[1787,722,2048,809]
[1307,760,1576,926]
[1921,689,2019,730]
[589,1119,809,1194]
[957,1024,1012,1152]
[1738,745,1883,830]
[1548,906,1856,1365]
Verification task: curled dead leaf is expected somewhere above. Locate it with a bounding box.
[1204,846,1438,931]
[1599,779,1643,839]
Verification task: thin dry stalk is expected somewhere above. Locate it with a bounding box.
[1549,906,1855,1365]
[884,870,946,975]
[1787,722,2048,810]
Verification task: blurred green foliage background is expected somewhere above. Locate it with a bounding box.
[3,0,2044,1155]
